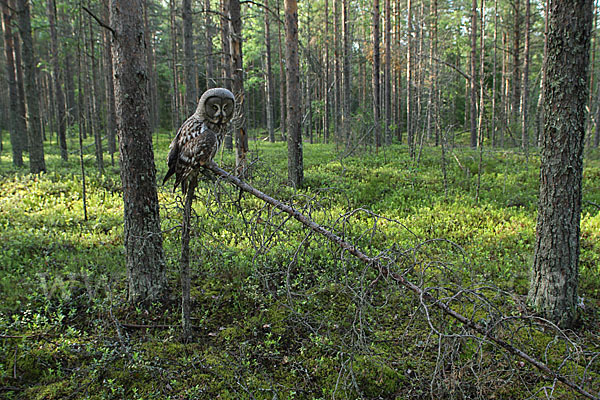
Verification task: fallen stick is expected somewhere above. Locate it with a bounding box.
[206,161,599,400]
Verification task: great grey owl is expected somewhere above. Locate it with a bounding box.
[163,88,235,194]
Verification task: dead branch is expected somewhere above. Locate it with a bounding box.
[82,6,115,36]
[205,161,600,400]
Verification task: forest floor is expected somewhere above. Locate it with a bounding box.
[1,132,600,399]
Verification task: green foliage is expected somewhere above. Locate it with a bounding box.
[1,133,599,399]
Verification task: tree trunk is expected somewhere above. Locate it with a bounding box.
[60,9,76,127]
[205,0,214,89]
[406,0,414,152]
[528,0,593,329]
[285,0,303,188]
[521,0,531,154]
[333,0,341,144]
[220,0,233,150]
[229,0,248,175]
[1,1,23,167]
[12,13,27,153]
[16,0,45,173]
[536,0,549,146]
[342,0,351,145]
[144,0,159,131]
[110,0,167,305]
[372,0,381,151]
[47,0,67,161]
[324,0,330,143]
[384,0,391,145]
[103,0,117,166]
[275,0,286,141]
[491,0,498,147]
[183,0,197,115]
[87,6,103,173]
[511,0,521,120]
[169,0,180,131]
[265,0,275,142]
[469,0,478,148]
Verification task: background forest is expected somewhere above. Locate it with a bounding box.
[1,0,600,399]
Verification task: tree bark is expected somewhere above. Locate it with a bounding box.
[264,0,275,142]
[372,0,381,151]
[229,0,248,175]
[406,0,414,152]
[169,0,180,131]
[47,0,68,161]
[528,0,593,329]
[276,0,286,141]
[384,0,391,145]
[324,0,330,143]
[87,6,103,173]
[520,0,530,154]
[469,0,478,148]
[333,0,341,144]
[183,0,197,114]
[1,1,23,166]
[511,0,521,120]
[16,0,45,173]
[103,0,117,165]
[285,0,303,188]
[205,0,214,89]
[60,9,76,127]
[110,0,167,305]
[11,12,27,153]
[342,0,351,145]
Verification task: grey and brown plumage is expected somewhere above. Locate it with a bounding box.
[163,88,235,194]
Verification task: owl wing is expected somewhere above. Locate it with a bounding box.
[162,116,203,188]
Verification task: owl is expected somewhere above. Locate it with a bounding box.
[163,88,235,194]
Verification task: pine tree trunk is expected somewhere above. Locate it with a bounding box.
[285,0,303,188]
[342,0,352,146]
[521,0,531,153]
[528,0,593,329]
[60,9,76,126]
[220,0,233,150]
[406,0,414,152]
[469,0,478,148]
[110,0,167,305]
[183,0,197,115]
[205,0,214,89]
[265,0,275,142]
[491,0,498,147]
[384,0,391,145]
[169,0,180,131]
[87,8,103,173]
[277,0,286,141]
[1,1,23,167]
[536,0,549,146]
[229,0,248,175]
[372,0,381,151]
[16,0,45,173]
[47,0,67,161]
[512,0,521,121]
[333,0,341,144]
[103,0,117,166]
[10,0,27,153]
[324,0,330,143]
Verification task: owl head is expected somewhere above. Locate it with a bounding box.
[196,88,235,125]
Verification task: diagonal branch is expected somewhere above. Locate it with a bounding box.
[206,161,599,400]
[82,5,115,36]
